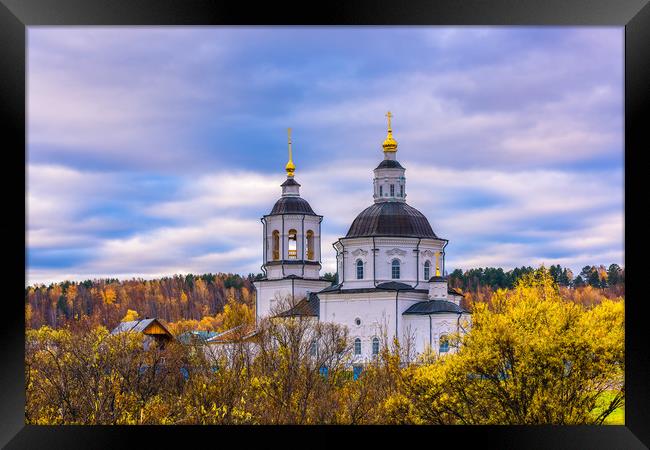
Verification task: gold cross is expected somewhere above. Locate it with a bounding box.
[385,111,393,132]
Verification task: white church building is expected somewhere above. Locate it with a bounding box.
[253,113,470,362]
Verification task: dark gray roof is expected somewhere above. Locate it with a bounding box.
[270,196,316,215]
[376,281,414,290]
[318,283,428,295]
[177,330,219,344]
[345,202,437,238]
[275,292,320,317]
[403,300,468,315]
[375,159,404,170]
[280,178,301,187]
[429,276,447,282]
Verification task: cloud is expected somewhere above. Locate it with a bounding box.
[26,27,624,284]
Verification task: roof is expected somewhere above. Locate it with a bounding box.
[206,326,258,344]
[269,196,317,215]
[376,281,414,290]
[448,287,465,297]
[318,283,428,295]
[403,300,468,315]
[345,202,437,238]
[275,292,320,317]
[375,159,404,170]
[280,178,301,187]
[111,318,173,336]
[177,330,219,344]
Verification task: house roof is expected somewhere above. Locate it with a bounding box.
[177,330,219,344]
[110,318,173,336]
[402,300,468,315]
[206,326,258,344]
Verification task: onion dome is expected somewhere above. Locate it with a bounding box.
[345,202,437,238]
[382,111,398,152]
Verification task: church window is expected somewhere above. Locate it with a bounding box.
[310,340,318,356]
[390,184,395,196]
[356,259,364,279]
[424,261,431,280]
[354,338,362,355]
[288,229,297,258]
[272,230,280,260]
[379,185,383,196]
[439,335,449,353]
[400,184,404,197]
[391,259,400,279]
[372,337,380,356]
[355,317,361,326]
[306,230,314,260]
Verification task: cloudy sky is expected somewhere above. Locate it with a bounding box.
[27,27,624,285]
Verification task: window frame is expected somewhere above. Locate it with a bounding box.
[354,338,362,355]
[391,259,400,279]
[372,337,380,356]
[424,260,431,280]
[356,259,364,279]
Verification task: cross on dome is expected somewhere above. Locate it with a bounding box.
[285,127,295,177]
[382,111,398,152]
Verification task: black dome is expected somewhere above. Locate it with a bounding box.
[345,202,437,238]
[270,196,316,215]
[375,159,404,170]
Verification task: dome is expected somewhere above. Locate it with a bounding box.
[345,202,437,238]
[270,196,317,215]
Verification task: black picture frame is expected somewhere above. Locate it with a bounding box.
[1,0,647,447]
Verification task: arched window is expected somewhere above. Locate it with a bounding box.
[400,184,404,197]
[390,184,395,196]
[354,338,362,355]
[424,261,431,280]
[391,259,400,279]
[288,229,297,259]
[306,230,314,260]
[379,185,383,197]
[439,335,449,353]
[356,259,364,279]
[372,337,380,356]
[272,230,280,260]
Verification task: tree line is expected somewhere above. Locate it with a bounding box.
[448,263,624,291]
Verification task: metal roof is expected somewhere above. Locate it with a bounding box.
[402,300,468,315]
[110,318,172,335]
[375,281,415,290]
[269,196,317,215]
[345,201,437,238]
[275,292,320,317]
[375,159,404,170]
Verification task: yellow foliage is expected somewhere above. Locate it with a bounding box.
[121,309,140,322]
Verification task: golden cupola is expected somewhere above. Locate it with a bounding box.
[382,111,398,152]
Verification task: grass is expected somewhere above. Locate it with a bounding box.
[592,390,624,425]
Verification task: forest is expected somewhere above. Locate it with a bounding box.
[25,264,624,333]
[25,267,625,425]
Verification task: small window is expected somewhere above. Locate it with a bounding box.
[372,337,380,356]
[306,230,314,260]
[310,340,317,356]
[439,335,449,353]
[400,184,404,197]
[288,229,297,259]
[390,184,395,196]
[391,259,400,279]
[354,338,361,355]
[354,317,361,326]
[379,185,383,196]
[356,260,364,279]
[272,230,280,260]
[424,261,431,280]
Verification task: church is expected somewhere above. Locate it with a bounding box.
[253,113,471,362]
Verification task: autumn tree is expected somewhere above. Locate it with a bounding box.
[394,268,624,424]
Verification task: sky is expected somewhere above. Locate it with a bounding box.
[26,27,624,286]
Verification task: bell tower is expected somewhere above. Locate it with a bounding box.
[253,129,331,321]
